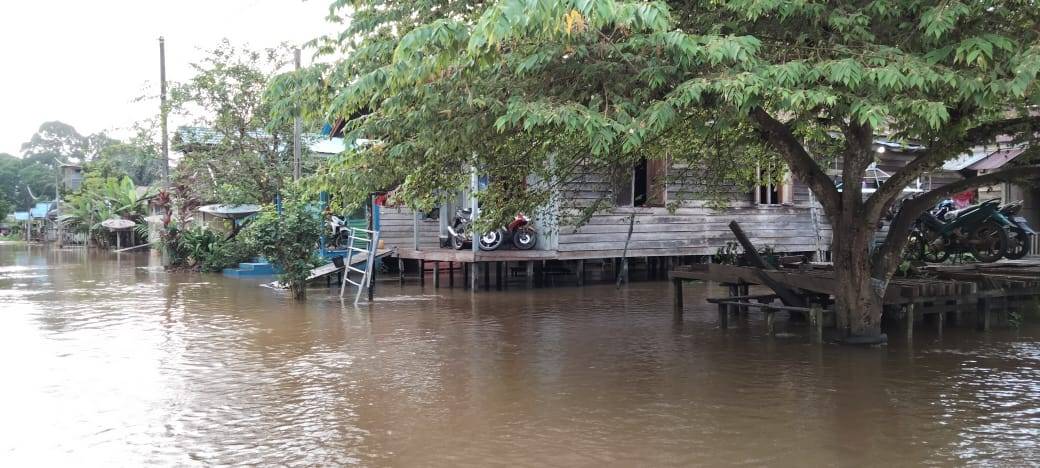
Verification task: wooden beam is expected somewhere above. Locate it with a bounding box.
[728,221,806,307]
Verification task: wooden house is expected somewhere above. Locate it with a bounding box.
[376,140,971,286]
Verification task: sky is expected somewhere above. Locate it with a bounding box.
[0,0,339,156]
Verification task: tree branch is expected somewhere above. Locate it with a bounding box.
[748,107,840,216]
[965,115,1040,143]
[871,166,1040,279]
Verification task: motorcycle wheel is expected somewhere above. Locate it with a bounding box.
[512,227,537,250]
[903,231,925,262]
[451,223,467,250]
[478,230,504,251]
[1005,228,1030,260]
[969,223,1008,263]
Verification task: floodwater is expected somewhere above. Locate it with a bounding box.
[2,244,1039,466]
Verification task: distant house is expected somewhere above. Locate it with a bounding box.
[60,163,83,191]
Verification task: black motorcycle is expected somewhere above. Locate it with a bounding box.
[999,200,1036,259]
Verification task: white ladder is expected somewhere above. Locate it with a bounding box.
[339,227,380,304]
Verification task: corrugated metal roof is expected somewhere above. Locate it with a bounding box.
[942,148,992,171]
[968,147,1025,170]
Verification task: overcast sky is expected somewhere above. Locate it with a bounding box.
[0,0,338,156]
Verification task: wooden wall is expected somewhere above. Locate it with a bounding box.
[377,206,441,250]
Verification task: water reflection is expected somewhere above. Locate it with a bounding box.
[0,244,1038,465]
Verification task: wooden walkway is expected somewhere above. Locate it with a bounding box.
[669,260,1040,340]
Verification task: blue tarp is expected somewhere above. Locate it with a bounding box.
[13,212,29,221]
[29,202,53,219]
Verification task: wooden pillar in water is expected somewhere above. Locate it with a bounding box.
[672,277,684,320]
[470,262,481,291]
[495,262,502,290]
[717,302,729,329]
[904,303,915,342]
[810,304,823,343]
[398,258,405,285]
[936,309,944,337]
[525,261,534,288]
[433,261,440,288]
[764,306,776,336]
[463,263,470,290]
[977,297,990,331]
[576,260,585,286]
[368,261,376,301]
[449,262,455,288]
[419,260,425,287]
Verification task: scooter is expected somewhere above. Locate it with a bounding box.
[328,215,350,248]
[447,210,538,251]
[998,200,1036,259]
[907,198,1008,263]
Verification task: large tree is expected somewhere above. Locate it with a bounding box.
[171,41,300,204]
[301,0,1040,340]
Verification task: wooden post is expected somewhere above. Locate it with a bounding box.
[368,260,376,301]
[471,262,481,291]
[977,297,990,331]
[810,304,823,343]
[463,263,469,290]
[936,309,944,336]
[501,261,508,290]
[905,303,914,342]
[449,262,455,288]
[765,307,775,336]
[484,262,491,290]
[525,261,534,288]
[398,258,405,285]
[433,261,440,288]
[718,303,729,329]
[419,260,425,287]
[672,277,684,319]
[495,261,502,290]
[576,259,585,286]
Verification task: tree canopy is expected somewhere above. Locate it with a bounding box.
[172,41,305,204]
[284,0,1040,338]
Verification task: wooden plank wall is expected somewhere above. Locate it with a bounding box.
[557,161,832,258]
[378,206,441,250]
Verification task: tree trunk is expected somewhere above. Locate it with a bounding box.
[830,219,885,341]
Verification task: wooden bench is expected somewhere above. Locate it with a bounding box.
[706,295,826,341]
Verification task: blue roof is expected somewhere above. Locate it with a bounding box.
[13,212,29,221]
[30,202,53,219]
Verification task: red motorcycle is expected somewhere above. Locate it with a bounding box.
[477,213,538,251]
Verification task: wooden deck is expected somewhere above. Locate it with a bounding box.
[669,259,1040,340]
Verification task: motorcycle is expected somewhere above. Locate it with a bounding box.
[907,198,1009,263]
[447,210,538,251]
[998,200,1036,259]
[327,215,350,248]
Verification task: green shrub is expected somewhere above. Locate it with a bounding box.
[241,193,322,299]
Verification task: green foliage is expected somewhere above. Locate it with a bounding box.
[172,225,255,272]
[61,175,155,246]
[171,41,303,205]
[240,190,322,299]
[292,0,1040,225]
[0,193,11,222]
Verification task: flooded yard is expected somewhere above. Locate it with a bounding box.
[2,244,1039,466]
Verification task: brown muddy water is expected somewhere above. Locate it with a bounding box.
[2,244,1039,466]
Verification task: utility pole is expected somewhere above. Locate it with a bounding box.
[159,36,170,186]
[292,47,302,181]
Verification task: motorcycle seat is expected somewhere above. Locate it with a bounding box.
[942,207,975,221]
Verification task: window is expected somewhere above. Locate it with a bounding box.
[616,158,666,207]
[754,163,792,205]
